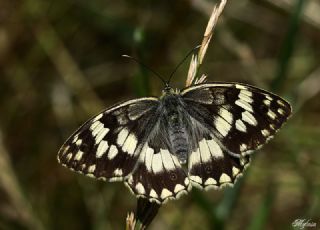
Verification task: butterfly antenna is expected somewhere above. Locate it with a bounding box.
[122,55,168,86]
[166,45,201,85]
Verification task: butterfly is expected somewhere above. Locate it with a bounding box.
[58,81,291,204]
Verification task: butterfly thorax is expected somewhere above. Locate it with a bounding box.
[160,92,189,165]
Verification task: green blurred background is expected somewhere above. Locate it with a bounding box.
[0,0,319,229]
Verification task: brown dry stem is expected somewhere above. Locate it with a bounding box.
[186,0,227,87]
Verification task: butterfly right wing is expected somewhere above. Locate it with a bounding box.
[180,82,291,190]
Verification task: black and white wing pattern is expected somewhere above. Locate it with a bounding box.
[58,97,190,204]
[181,82,291,189]
[58,97,160,182]
[58,81,291,204]
[124,129,190,204]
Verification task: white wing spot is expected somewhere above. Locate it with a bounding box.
[116,128,129,146]
[114,168,123,176]
[189,148,201,169]
[88,164,96,173]
[160,149,176,171]
[277,99,285,106]
[92,113,103,122]
[277,108,285,115]
[150,189,158,198]
[87,173,95,178]
[204,178,217,185]
[215,117,231,137]
[72,134,79,143]
[199,139,211,163]
[236,119,247,132]
[235,99,253,113]
[261,129,270,137]
[145,146,154,172]
[75,139,82,146]
[267,136,274,141]
[66,153,72,161]
[184,178,190,186]
[235,84,247,90]
[240,90,253,97]
[95,128,109,144]
[122,133,138,155]
[174,184,185,194]
[270,124,276,130]
[74,151,84,161]
[219,173,231,183]
[127,175,133,185]
[240,157,247,166]
[263,99,271,106]
[232,167,240,177]
[96,140,109,158]
[265,94,273,101]
[240,143,247,152]
[242,111,258,126]
[61,146,70,156]
[90,121,104,136]
[218,108,233,124]
[190,175,202,184]
[135,182,145,195]
[239,90,253,103]
[107,145,118,160]
[207,139,223,159]
[160,188,173,199]
[152,153,163,174]
[267,110,277,120]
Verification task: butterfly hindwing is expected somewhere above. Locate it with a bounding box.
[187,133,251,189]
[125,142,190,204]
[58,97,159,181]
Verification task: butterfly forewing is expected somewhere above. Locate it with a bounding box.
[181,83,291,189]
[181,83,291,156]
[58,97,159,181]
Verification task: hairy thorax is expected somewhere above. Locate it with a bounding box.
[160,93,189,164]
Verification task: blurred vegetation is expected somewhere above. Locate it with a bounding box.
[0,0,320,229]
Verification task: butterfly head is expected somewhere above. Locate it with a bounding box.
[162,84,180,97]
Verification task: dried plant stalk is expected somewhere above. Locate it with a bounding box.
[126,212,136,230]
[186,0,227,87]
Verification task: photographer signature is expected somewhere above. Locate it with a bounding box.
[292,219,317,229]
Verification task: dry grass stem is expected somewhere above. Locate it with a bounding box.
[126,212,137,230]
[194,74,208,85]
[186,0,227,87]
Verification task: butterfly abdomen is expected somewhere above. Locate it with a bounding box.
[162,94,189,165]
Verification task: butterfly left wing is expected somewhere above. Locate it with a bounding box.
[180,82,291,189]
[57,97,160,181]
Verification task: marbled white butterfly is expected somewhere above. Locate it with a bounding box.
[58,82,291,204]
